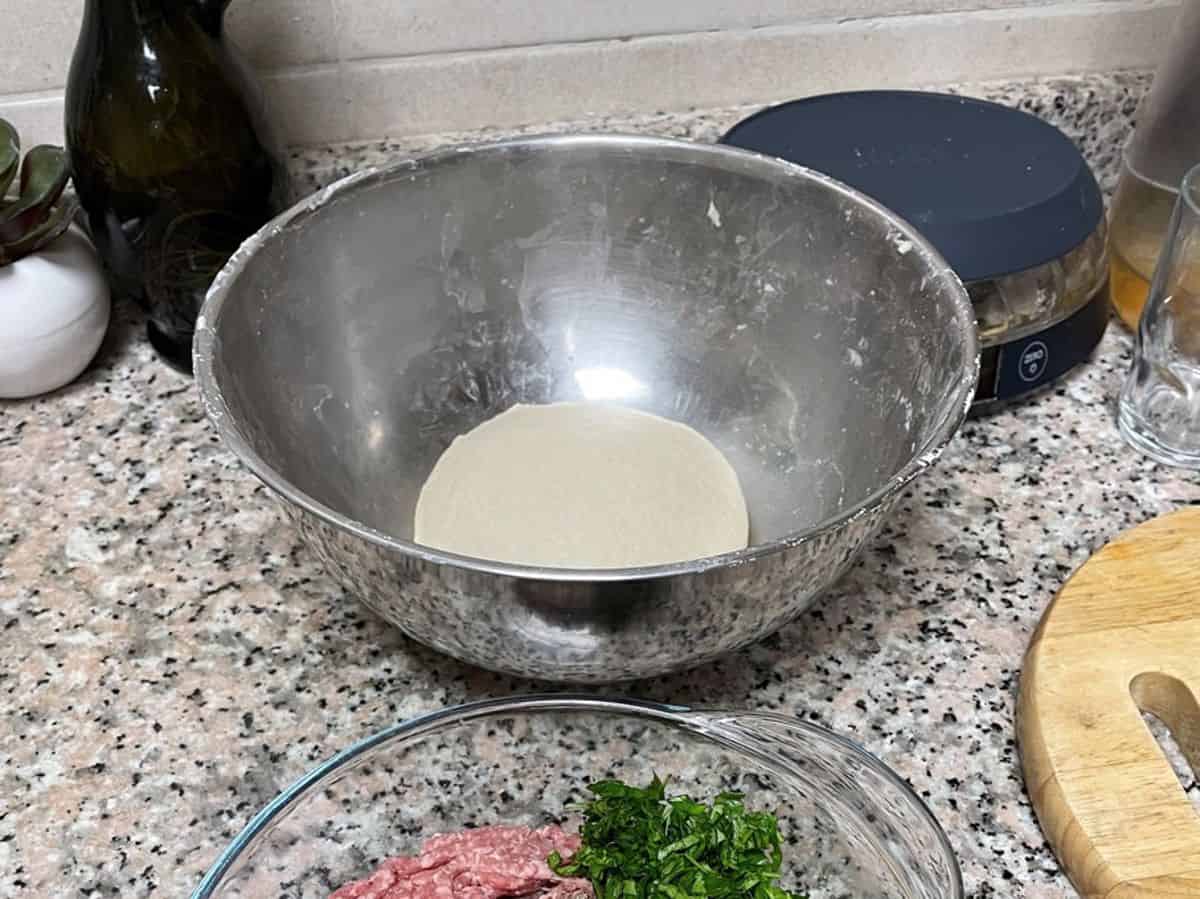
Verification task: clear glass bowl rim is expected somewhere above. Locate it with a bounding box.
[191,694,963,899]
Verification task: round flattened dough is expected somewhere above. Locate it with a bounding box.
[414,402,749,569]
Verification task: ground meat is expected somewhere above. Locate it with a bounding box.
[330,825,595,899]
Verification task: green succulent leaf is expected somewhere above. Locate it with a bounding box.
[0,194,76,266]
[0,144,71,245]
[0,119,18,201]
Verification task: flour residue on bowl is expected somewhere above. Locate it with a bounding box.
[413,402,749,569]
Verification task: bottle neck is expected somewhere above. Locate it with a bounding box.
[85,0,166,40]
[85,0,229,38]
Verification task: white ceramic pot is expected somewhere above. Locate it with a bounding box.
[0,225,110,399]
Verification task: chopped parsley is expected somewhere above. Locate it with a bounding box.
[549,777,807,899]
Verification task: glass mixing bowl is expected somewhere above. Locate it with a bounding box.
[192,697,961,899]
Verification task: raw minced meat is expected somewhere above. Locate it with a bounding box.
[330,825,594,899]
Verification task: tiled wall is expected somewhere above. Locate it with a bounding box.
[0,0,1180,147]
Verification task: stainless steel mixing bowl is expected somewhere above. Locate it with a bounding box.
[195,134,978,682]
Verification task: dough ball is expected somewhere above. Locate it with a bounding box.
[414,402,749,569]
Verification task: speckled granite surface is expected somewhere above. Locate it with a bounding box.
[3,71,1198,898]
[287,71,1151,199]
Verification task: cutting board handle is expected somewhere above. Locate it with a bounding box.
[1018,507,1200,898]
[1131,672,1200,779]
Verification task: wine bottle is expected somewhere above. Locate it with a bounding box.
[65,0,290,372]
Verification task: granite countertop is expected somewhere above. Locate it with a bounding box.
[3,71,1199,898]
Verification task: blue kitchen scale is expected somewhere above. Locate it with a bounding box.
[722,90,1109,408]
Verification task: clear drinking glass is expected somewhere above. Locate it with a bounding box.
[1118,162,1200,468]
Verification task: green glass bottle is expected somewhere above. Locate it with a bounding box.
[65,0,290,372]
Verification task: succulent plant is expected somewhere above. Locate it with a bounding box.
[0,117,77,267]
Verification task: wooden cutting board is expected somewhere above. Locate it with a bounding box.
[1018,507,1200,898]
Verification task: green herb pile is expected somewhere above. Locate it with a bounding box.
[548,777,807,899]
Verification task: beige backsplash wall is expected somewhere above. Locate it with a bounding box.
[0,0,1178,147]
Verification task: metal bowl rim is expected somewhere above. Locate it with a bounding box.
[194,132,980,583]
[189,693,964,899]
